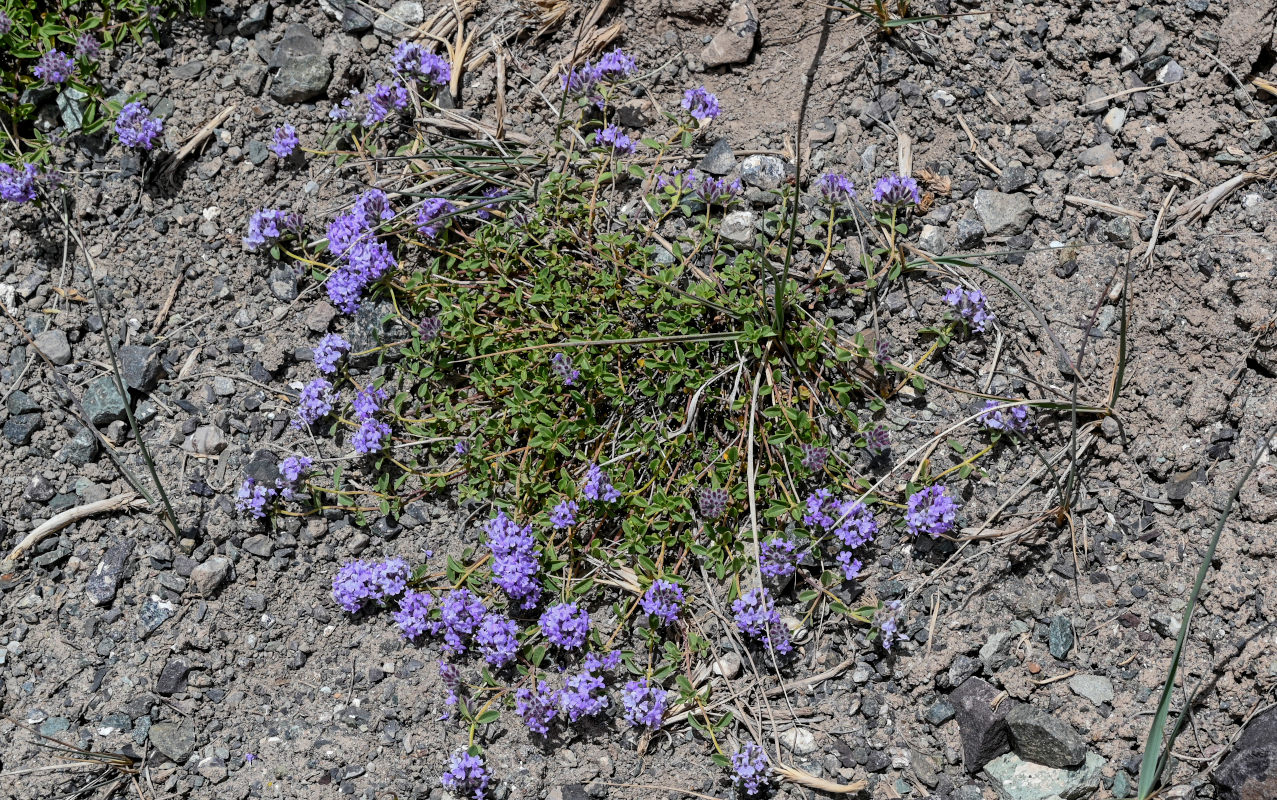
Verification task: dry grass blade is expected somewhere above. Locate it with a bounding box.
[2,493,145,569]
[159,105,236,177]
[1170,159,1276,229]
[1064,194,1147,219]
[535,20,624,92]
[773,764,867,794]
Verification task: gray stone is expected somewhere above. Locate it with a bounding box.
[348,300,408,367]
[739,154,789,191]
[138,596,176,637]
[980,631,1016,672]
[23,475,56,503]
[1214,705,1277,800]
[342,3,374,32]
[1067,674,1114,706]
[82,375,128,426]
[372,0,424,36]
[1006,704,1087,768]
[34,329,71,366]
[860,144,878,174]
[926,699,956,725]
[952,676,1011,773]
[57,87,90,131]
[85,540,134,607]
[949,655,982,687]
[156,657,191,695]
[983,751,1104,800]
[1048,616,1073,660]
[1156,60,1185,84]
[779,727,818,755]
[243,535,273,558]
[4,413,43,445]
[269,25,332,105]
[5,390,41,416]
[212,377,235,397]
[700,0,758,67]
[973,190,1034,236]
[184,425,227,455]
[953,217,985,249]
[1150,613,1183,639]
[698,138,737,176]
[918,224,946,254]
[197,756,228,783]
[61,423,99,465]
[192,556,232,595]
[236,1,270,36]
[39,717,71,737]
[1103,107,1127,135]
[268,266,298,301]
[1078,143,1124,178]
[720,210,757,243]
[149,719,196,763]
[234,62,267,96]
[247,140,270,166]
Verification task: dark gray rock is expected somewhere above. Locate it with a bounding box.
[236,1,270,35]
[156,657,191,696]
[61,422,99,466]
[373,0,424,36]
[926,699,956,725]
[243,535,273,558]
[341,3,374,32]
[1215,706,1277,800]
[4,413,43,445]
[172,60,205,81]
[119,345,162,391]
[698,138,737,176]
[1006,703,1087,768]
[191,556,232,596]
[348,299,408,368]
[138,596,175,638]
[33,328,72,365]
[149,719,196,762]
[268,25,332,104]
[5,390,41,416]
[1049,615,1074,660]
[268,266,298,301]
[82,374,128,426]
[234,62,267,96]
[85,540,134,607]
[700,0,758,67]
[948,655,981,687]
[247,140,270,166]
[953,217,985,249]
[22,475,55,503]
[739,154,790,191]
[951,676,1011,773]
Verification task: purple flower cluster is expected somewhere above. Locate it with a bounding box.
[276,455,312,500]
[295,377,336,427]
[865,426,891,457]
[416,198,455,239]
[75,34,100,61]
[476,613,519,668]
[312,334,350,374]
[905,485,959,538]
[393,590,434,638]
[691,171,742,207]
[115,101,163,150]
[551,352,580,386]
[872,172,921,206]
[270,124,299,158]
[351,384,391,454]
[439,588,487,653]
[640,579,683,626]
[979,399,1032,434]
[732,587,791,655]
[332,558,411,613]
[944,286,994,332]
[561,48,637,106]
[243,208,301,252]
[514,680,560,735]
[681,86,720,121]
[549,499,578,529]
[699,487,728,519]
[581,464,620,503]
[475,186,509,220]
[0,163,39,204]
[560,666,609,722]
[486,511,542,609]
[235,477,274,519]
[596,124,636,155]
[440,751,489,800]
[874,598,908,650]
[732,740,772,798]
[621,679,669,729]
[391,41,451,87]
[34,50,74,84]
[439,662,465,715]
[420,315,443,342]
[366,81,410,125]
[760,537,800,580]
[539,601,589,649]
[803,488,879,551]
[816,172,856,206]
[800,443,828,471]
[0,10,12,35]
[326,190,399,313]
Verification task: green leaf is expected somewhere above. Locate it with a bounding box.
[475,708,501,725]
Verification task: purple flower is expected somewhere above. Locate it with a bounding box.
[559,667,609,721]
[34,50,74,84]
[393,590,434,639]
[295,377,336,427]
[732,588,791,655]
[270,124,299,158]
[476,613,519,669]
[681,86,720,121]
[327,240,397,314]
[539,601,589,650]
[760,537,800,580]
[475,186,509,220]
[332,560,380,612]
[0,11,12,35]
[243,208,298,252]
[582,464,620,503]
[351,384,390,454]
[114,102,163,150]
[439,662,465,715]
[815,172,855,206]
[979,399,1033,434]
[592,48,637,81]
[872,173,921,206]
[275,455,313,499]
[800,444,828,471]
[419,315,443,342]
[874,598,908,650]
[865,426,890,457]
[585,650,622,673]
[363,81,409,126]
[699,487,728,519]
[440,751,489,800]
[549,499,578,529]
[243,753,256,764]
[640,580,683,626]
[374,557,411,596]
[550,352,580,386]
[515,681,561,736]
[416,197,455,238]
[74,34,100,61]
[486,511,542,609]
[353,189,395,225]
[944,286,994,332]
[732,741,773,798]
[439,588,487,654]
[905,485,959,538]
[837,551,863,581]
[235,477,276,518]
[691,171,742,207]
[391,42,451,86]
[453,438,470,455]
[596,124,636,155]
[621,679,668,729]
[312,334,350,374]
[0,163,39,204]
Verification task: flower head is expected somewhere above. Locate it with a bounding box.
[475,186,508,220]
[905,485,958,538]
[114,102,163,150]
[235,477,275,518]
[270,124,299,158]
[243,208,300,252]
[34,50,74,84]
[681,86,720,121]
[312,334,350,374]
[439,588,487,654]
[760,537,800,580]
[0,11,12,35]
[640,580,683,627]
[816,172,856,206]
[332,560,379,613]
[476,613,519,669]
[582,463,620,503]
[392,590,434,639]
[979,399,1033,434]
[944,286,994,332]
[539,601,589,650]
[699,487,728,519]
[874,598,908,650]
[559,666,609,721]
[392,41,451,86]
[732,588,791,655]
[515,681,561,735]
[865,426,890,457]
[549,499,579,529]
[440,751,489,800]
[690,171,742,207]
[275,455,312,499]
[295,377,336,427]
[363,81,409,126]
[419,315,443,342]
[621,679,669,729]
[74,34,100,61]
[732,740,773,798]
[596,124,636,155]
[872,172,921,206]
[351,384,390,454]
[485,511,542,609]
[0,163,39,204]
[416,197,455,238]
[800,444,828,471]
[550,352,580,386]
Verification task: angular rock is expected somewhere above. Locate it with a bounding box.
[720,210,756,243]
[23,475,55,503]
[739,154,789,191]
[184,425,227,455]
[700,0,758,67]
[779,727,818,755]
[698,138,737,176]
[243,535,274,558]
[952,676,1012,773]
[983,751,1104,800]
[82,375,128,426]
[348,300,408,368]
[156,657,192,696]
[5,390,41,416]
[119,345,162,391]
[138,595,176,638]
[372,0,424,36]
[34,329,71,366]
[61,422,99,465]
[1006,704,1087,768]
[85,540,134,607]
[236,1,270,36]
[973,190,1034,236]
[149,719,196,763]
[1077,143,1123,178]
[1215,705,1277,800]
[1048,615,1073,660]
[191,556,232,596]
[1067,674,1113,706]
[4,413,43,446]
[926,699,956,725]
[268,25,332,105]
[198,756,229,783]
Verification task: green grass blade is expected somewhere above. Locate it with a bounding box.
[1136,431,1274,799]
